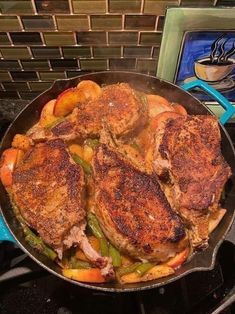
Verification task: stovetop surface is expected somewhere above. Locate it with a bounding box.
[0,99,234,314]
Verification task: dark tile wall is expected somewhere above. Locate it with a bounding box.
[0,0,229,99]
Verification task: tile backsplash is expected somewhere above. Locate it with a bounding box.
[0,0,233,99]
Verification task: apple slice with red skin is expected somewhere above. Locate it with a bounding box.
[0,148,23,187]
[62,268,105,283]
[54,88,86,117]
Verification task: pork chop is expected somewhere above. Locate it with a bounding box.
[29,83,147,142]
[153,115,231,248]
[92,144,188,262]
[11,139,113,277]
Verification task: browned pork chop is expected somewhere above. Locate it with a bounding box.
[11,139,113,276]
[92,144,188,262]
[153,115,231,248]
[29,83,147,142]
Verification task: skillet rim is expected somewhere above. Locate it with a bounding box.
[0,70,234,292]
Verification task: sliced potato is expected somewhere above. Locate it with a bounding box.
[120,265,174,283]
[54,88,86,117]
[63,268,105,283]
[77,80,102,101]
[12,134,32,151]
[39,99,58,127]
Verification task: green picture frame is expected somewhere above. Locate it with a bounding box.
[157,7,235,122]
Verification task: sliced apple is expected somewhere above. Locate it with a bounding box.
[54,88,86,117]
[150,111,181,131]
[63,268,105,283]
[77,80,102,101]
[0,148,22,187]
[167,247,190,269]
[173,103,188,116]
[120,265,174,284]
[146,94,174,118]
[39,99,58,127]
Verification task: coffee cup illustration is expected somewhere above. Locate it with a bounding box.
[194,57,235,82]
[194,35,235,83]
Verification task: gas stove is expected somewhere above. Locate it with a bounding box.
[0,103,234,314]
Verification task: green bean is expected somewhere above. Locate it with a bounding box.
[87,212,104,239]
[69,256,91,269]
[85,139,100,149]
[135,262,155,276]
[117,262,142,276]
[23,226,57,261]
[45,117,65,129]
[99,238,109,256]
[130,141,142,153]
[109,244,121,267]
[72,154,92,174]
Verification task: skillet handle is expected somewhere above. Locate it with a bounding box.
[181,79,235,125]
[0,214,15,243]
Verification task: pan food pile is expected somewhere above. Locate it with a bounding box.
[0,80,231,285]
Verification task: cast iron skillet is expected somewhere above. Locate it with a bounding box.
[0,71,235,292]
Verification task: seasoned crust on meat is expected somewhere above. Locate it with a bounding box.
[11,139,86,251]
[153,115,231,248]
[92,144,187,262]
[29,83,148,142]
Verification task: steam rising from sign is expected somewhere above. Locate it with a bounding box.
[210,34,235,65]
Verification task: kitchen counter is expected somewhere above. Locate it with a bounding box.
[0,99,28,121]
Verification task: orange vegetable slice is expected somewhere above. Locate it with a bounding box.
[167,247,190,269]
[63,268,105,283]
